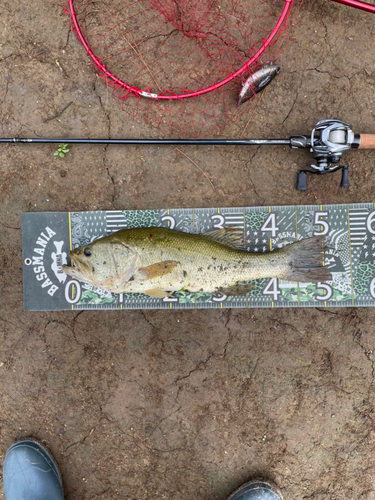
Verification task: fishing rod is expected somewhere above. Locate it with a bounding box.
[2,119,375,190]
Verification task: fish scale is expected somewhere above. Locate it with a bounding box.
[125,232,288,293]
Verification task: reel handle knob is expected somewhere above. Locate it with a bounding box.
[340,166,349,188]
[297,171,308,191]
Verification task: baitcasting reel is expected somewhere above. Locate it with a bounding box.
[291,119,360,191]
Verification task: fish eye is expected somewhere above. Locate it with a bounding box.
[84,247,92,257]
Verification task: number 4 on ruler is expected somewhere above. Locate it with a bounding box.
[263,278,281,301]
[261,213,279,238]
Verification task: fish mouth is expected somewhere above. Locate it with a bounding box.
[62,252,93,282]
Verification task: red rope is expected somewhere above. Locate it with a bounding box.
[329,0,375,13]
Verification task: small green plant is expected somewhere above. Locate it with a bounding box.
[54,143,70,158]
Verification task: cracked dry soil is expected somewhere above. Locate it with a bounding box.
[1,1,375,499]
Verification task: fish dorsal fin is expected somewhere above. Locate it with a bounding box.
[202,227,244,250]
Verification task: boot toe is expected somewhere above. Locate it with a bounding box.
[227,481,282,500]
[3,440,64,500]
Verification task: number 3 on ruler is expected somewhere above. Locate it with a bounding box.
[313,211,330,236]
[211,214,225,229]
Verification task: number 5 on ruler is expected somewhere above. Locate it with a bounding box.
[314,282,333,301]
[313,211,330,236]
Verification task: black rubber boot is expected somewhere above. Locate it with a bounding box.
[227,481,283,500]
[3,439,64,500]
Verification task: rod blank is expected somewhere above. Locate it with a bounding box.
[0,137,291,146]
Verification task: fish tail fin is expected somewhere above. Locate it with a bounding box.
[283,236,331,283]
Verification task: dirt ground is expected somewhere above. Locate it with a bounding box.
[1,0,375,498]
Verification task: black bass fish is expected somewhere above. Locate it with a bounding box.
[62,227,331,299]
[237,63,280,107]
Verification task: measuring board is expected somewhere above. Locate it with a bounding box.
[22,204,375,311]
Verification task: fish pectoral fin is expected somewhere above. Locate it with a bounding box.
[138,260,179,280]
[218,284,255,297]
[98,277,115,290]
[144,288,171,299]
[203,227,244,250]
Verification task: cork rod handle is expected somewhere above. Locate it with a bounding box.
[359,134,375,149]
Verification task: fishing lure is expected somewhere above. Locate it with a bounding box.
[237,63,280,107]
